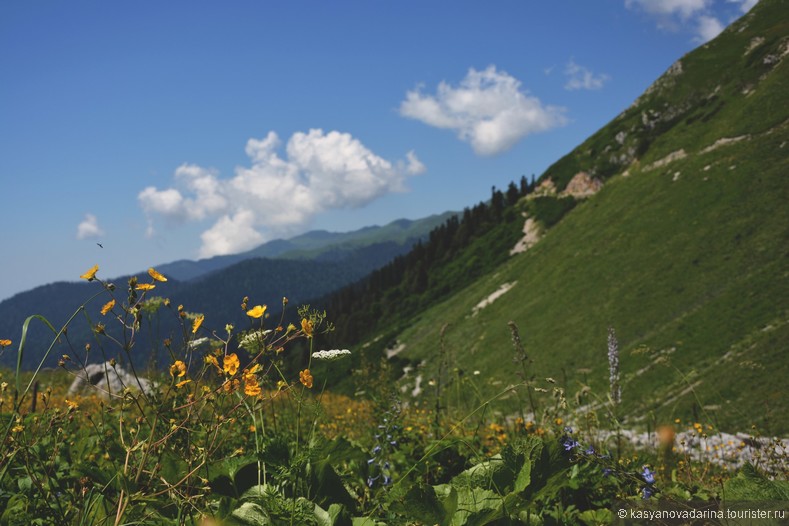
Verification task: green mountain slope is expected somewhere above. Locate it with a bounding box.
[326,0,789,434]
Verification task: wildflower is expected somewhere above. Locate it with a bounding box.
[205,354,221,372]
[176,379,192,388]
[246,305,267,319]
[100,299,115,316]
[135,283,156,291]
[299,369,313,388]
[642,486,653,499]
[170,360,186,378]
[301,318,313,337]
[562,437,580,451]
[80,264,99,281]
[286,323,296,332]
[311,349,352,361]
[585,446,595,455]
[603,468,613,477]
[244,379,261,397]
[239,330,272,353]
[11,424,24,433]
[189,337,209,349]
[223,354,240,376]
[192,314,204,334]
[65,399,79,411]
[147,267,167,282]
[0,339,12,348]
[223,379,239,393]
[641,466,655,485]
[555,418,563,426]
[608,327,621,405]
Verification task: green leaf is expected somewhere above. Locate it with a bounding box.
[451,486,504,526]
[578,508,613,526]
[17,476,32,493]
[724,464,789,501]
[227,502,271,525]
[391,483,450,525]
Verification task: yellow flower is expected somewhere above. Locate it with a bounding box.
[176,379,192,388]
[299,369,313,389]
[244,380,261,397]
[554,418,563,426]
[223,354,240,376]
[246,305,267,319]
[135,283,156,291]
[192,314,204,334]
[80,264,99,281]
[301,318,313,337]
[100,299,115,316]
[147,267,168,282]
[223,379,239,393]
[170,360,186,378]
[0,339,12,348]
[205,354,221,372]
[11,425,24,433]
[65,399,79,411]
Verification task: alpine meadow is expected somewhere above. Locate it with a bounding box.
[0,1,788,524]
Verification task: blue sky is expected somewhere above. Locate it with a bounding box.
[0,0,757,300]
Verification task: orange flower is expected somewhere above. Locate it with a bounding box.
[205,354,221,372]
[0,340,12,348]
[170,360,186,378]
[223,379,239,393]
[244,379,261,397]
[80,264,99,281]
[100,299,115,316]
[192,314,204,334]
[301,318,313,337]
[65,399,79,411]
[147,267,168,282]
[246,305,267,319]
[299,369,313,389]
[135,283,156,291]
[223,354,240,376]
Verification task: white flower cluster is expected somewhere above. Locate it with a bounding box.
[239,329,272,352]
[311,349,352,361]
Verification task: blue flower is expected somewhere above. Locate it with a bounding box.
[562,438,580,451]
[603,468,613,477]
[642,486,653,499]
[585,446,595,455]
[383,475,392,486]
[642,466,655,485]
[372,445,381,455]
[367,458,375,465]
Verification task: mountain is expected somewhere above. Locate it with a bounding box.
[315,0,789,434]
[154,212,456,282]
[0,213,455,370]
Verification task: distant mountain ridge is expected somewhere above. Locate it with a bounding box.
[154,213,455,282]
[0,212,455,369]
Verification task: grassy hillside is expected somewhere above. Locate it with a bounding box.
[347,0,789,434]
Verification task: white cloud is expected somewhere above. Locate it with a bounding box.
[696,15,724,42]
[625,0,708,19]
[564,60,610,91]
[76,213,104,239]
[139,129,424,258]
[199,209,264,258]
[399,65,566,156]
[738,0,758,12]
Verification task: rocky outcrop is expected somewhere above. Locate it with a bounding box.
[68,361,156,398]
[561,172,603,198]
